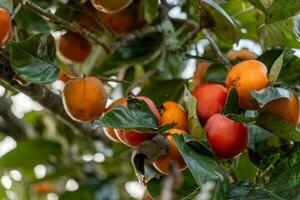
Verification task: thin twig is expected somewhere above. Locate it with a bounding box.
[202,28,231,68]
[11,2,22,20]
[97,76,132,85]
[232,6,255,18]
[17,0,111,54]
[125,69,160,95]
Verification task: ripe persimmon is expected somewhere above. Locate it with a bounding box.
[161,101,188,132]
[205,114,248,159]
[227,50,257,62]
[57,32,91,63]
[0,8,12,46]
[153,129,187,174]
[95,1,145,35]
[91,0,133,13]
[192,83,228,125]
[193,61,212,89]
[103,98,127,142]
[63,76,107,122]
[259,93,300,127]
[75,12,101,32]
[115,96,161,147]
[226,60,269,109]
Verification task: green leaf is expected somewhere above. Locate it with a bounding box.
[200,0,240,42]
[97,97,173,133]
[235,152,257,181]
[227,114,256,124]
[183,87,204,139]
[0,139,61,168]
[140,79,187,106]
[0,0,13,13]
[257,49,283,70]
[15,7,49,32]
[222,88,239,115]
[95,33,163,75]
[265,0,300,24]
[147,170,199,200]
[142,0,158,23]
[250,87,292,108]
[174,134,230,200]
[203,63,228,84]
[10,33,59,84]
[259,19,300,49]
[268,49,295,86]
[256,114,300,142]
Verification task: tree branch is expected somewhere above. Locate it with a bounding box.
[17,0,111,54]
[0,54,111,144]
[0,97,27,140]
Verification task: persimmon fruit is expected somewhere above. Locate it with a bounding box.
[90,0,133,13]
[32,182,55,194]
[0,8,12,46]
[226,60,269,110]
[63,76,107,122]
[103,98,127,142]
[95,1,145,35]
[115,96,161,147]
[161,101,188,132]
[192,83,228,125]
[259,93,300,127]
[227,50,257,62]
[57,32,91,63]
[153,129,187,174]
[205,114,248,159]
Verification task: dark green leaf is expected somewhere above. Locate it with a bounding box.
[200,0,240,42]
[235,152,257,181]
[268,49,295,85]
[10,33,59,84]
[183,87,204,139]
[174,135,230,200]
[95,33,163,75]
[227,114,256,124]
[142,0,158,23]
[250,87,292,108]
[140,79,186,106]
[203,63,228,84]
[0,139,61,168]
[257,49,283,70]
[222,88,239,115]
[15,7,49,32]
[97,97,172,133]
[256,114,300,142]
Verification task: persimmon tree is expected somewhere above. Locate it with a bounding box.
[0,0,300,199]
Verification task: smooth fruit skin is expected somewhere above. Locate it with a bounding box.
[63,76,107,122]
[204,114,248,159]
[115,96,161,147]
[95,1,145,35]
[226,60,269,110]
[193,61,212,89]
[161,101,188,132]
[0,8,12,46]
[153,129,187,174]
[91,0,133,13]
[103,98,127,142]
[57,32,91,63]
[259,93,300,127]
[227,50,257,62]
[192,84,228,125]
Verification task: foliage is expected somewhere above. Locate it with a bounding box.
[0,0,299,199]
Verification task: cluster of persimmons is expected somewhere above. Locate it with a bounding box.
[61,50,299,175]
